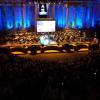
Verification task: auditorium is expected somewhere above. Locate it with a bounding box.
[0,0,100,99]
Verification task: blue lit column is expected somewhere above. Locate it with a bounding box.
[3,3,6,30]
[91,6,94,27]
[22,2,24,29]
[52,3,55,19]
[89,6,92,27]
[12,2,15,30]
[32,4,35,30]
[54,4,58,29]
[0,6,1,30]
[88,7,91,28]
[86,7,90,28]
[35,2,38,19]
[66,5,69,28]
[74,7,76,28]
[63,4,67,29]
[34,2,38,32]
[47,3,50,18]
[82,7,84,28]
[48,3,51,18]
[88,1,93,28]
[62,4,64,29]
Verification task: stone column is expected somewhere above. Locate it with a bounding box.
[87,7,90,28]
[82,7,84,28]
[66,5,69,28]
[47,3,50,18]
[12,1,15,30]
[22,0,24,29]
[2,1,6,30]
[74,7,76,28]
[89,6,92,28]
[62,4,64,29]
[52,3,55,19]
[34,2,38,32]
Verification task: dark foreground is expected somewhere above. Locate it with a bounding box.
[0,51,100,100]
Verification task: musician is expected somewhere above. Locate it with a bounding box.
[89,36,99,51]
[93,36,99,44]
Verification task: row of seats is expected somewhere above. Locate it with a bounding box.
[0,43,99,55]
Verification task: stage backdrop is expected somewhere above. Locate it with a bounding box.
[0,2,100,31]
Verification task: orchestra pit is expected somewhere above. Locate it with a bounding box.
[0,0,100,99]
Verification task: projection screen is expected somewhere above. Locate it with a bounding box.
[37,21,55,32]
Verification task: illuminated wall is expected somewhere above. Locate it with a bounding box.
[0,6,2,30]
[6,5,14,30]
[0,2,100,31]
[0,3,35,31]
[14,5,22,29]
[76,7,83,28]
[24,5,35,29]
[54,4,66,29]
[68,6,75,28]
[0,5,6,30]
[54,5,100,29]
[93,5,100,26]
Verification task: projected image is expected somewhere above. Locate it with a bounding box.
[38,4,48,16]
[37,21,55,32]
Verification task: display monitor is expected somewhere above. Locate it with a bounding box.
[38,3,48,18]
